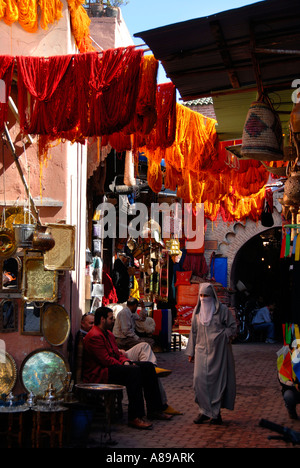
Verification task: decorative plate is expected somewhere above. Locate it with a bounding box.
[20,348,69,396]
[0,350,17,395]
[42,304,70,346]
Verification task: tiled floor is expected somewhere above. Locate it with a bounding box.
[81,342,300,449]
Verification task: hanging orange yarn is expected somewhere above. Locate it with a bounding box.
[17,0,38,32]
[4,0,18,25]
[147,159,163,193]
[66,0,91,52]
[0,0,6,19]
[39,0,63,30]
[133,54,158,136]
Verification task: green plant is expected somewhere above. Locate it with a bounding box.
[105,0,129,7]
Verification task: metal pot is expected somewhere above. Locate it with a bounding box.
[32,225,55,252]
[13,223,35,248]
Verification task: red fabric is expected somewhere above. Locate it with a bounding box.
[82,325,129,384]
[101,271,118,306]
[134,82,176,151]
[174,270,192,286]
[17,54,79,137]
[182,253,208,277]
[17,48,144,139]
[176,284,199,307]
[152,309,162,336]
[0,56,14,133]
[82,47,144,137]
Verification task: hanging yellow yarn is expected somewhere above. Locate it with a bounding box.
[66,0,91,52]
[4,0,18,25]
[17,0,38,33]
[39,0,63,30]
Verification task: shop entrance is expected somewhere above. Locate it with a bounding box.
[231,227,282,307]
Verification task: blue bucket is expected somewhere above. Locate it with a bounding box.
[72,408,94,440]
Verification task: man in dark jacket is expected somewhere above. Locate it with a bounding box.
[82,306,172,430]
[111,253,131,303]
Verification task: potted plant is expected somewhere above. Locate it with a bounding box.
[105,0,128,17]
[86,0,105,18]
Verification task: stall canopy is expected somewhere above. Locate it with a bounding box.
[134,0,300,140]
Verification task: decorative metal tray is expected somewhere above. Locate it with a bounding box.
[23,256,58,302]
[0,350,17,394]
[42,304,70,346]
[20,348,69,397]
[43,224,75,271]
[75,383,125,392]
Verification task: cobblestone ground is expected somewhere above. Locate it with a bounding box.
[83,343,300,449]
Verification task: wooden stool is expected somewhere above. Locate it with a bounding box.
[0,407,29,448]
[32,408,68,448]
[171,333,181,351]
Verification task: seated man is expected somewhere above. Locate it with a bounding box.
[252,303,276,343]
[82,306,172,430]
[113,297,155,350]
[74,313,95,383]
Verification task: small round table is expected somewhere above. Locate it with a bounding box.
[31,406,68,448]
[0,405,30,448]
[75,383,125,446]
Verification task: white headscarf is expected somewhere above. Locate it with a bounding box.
[198,283,217,326]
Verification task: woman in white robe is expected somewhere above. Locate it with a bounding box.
[186,282,237,424]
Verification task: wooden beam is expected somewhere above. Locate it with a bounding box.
[209,20,240,89]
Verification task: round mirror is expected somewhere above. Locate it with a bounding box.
[20,348,69,396]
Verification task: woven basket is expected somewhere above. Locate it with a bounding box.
[241,95,283,161]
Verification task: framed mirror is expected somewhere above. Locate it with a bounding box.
[20,348,69,396]
[0,299,18,332]
[21,302,43,335]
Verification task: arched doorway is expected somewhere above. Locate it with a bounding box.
[231,227,282,306]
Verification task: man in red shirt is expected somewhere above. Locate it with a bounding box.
[82,306,172,430]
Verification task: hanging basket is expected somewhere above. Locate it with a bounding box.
[283,171,300,206]
[241,94,284,161]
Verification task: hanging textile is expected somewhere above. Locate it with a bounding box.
[39,0,63,31]
[66,0,91,52]
[17,0,38,32]
[17,48,144,140]
[131,54,159,136]
[17,54,78,137]
[0,56,14,133]
[82,47,144,137]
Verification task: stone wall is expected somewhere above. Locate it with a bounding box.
[203,192,283,288]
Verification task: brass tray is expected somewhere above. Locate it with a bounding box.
[0,228,17,259]
[20,348,69,396]
[75,383,125,392]
[44,224,75,271]
[0,350,17,394]
[23,256,58,302]
[42,304,70,346]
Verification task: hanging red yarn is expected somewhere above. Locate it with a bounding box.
[82,47,144,137]
[17,48,144,139]
[0,55,14,133]
[17,54,79,136]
